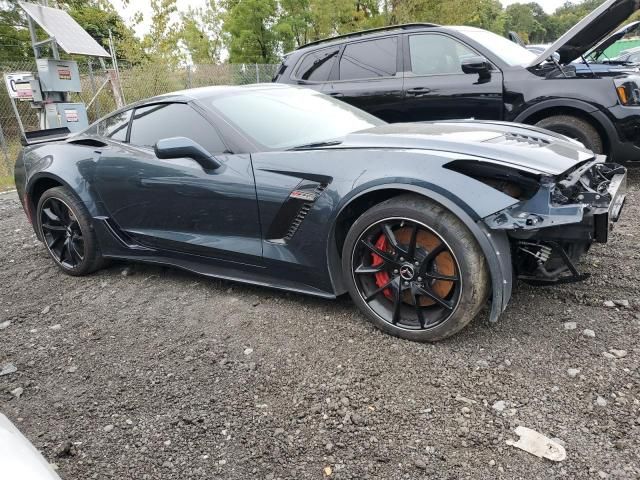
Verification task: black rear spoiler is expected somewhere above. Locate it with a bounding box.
[21,127,70,146]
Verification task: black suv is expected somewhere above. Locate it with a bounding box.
[274,0,640,161]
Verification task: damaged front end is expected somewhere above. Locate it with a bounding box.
[484,156,626,284]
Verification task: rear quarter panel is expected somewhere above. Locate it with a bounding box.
[21,142,102,218]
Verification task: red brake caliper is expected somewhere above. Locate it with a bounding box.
[371,234,393,299]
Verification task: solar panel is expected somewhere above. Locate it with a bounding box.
[20,1,111,58]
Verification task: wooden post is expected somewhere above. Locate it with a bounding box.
[107,69,124,109]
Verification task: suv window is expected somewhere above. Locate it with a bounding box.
[409,34,477,76]
[129,103,227,154]
[295,46,339,82]
[339,37,397,80]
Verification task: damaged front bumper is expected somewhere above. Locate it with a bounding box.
[483,157,627,284]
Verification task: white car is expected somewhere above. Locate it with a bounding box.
[0,413,61,480]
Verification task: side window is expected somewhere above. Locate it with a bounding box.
[339,37,397,80]
[295,47,339,82]
[409,34,477,76]
[129,103,227,154]
[101,110,131,141]
[87,110,131,140]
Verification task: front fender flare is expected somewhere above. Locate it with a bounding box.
[328,183,513,323]
[514,99,618,142]
[513,98,601,122]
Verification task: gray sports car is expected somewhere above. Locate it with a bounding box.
[14,85,626,341]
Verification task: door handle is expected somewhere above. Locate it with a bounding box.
[328,92,344,97]
[406,87,431,96]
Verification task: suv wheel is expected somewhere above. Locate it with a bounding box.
[535,115,603,154]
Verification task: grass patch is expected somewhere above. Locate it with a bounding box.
[0,175,14,191]
[0,138,20,188]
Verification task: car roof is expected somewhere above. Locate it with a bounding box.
[292,24,493,54]
[293,23,440,52]
[89,84,298,125]
[144,83,293,104]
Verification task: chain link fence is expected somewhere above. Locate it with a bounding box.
[0,62,279,181]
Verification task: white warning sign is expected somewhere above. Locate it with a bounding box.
[4,72,33,99]
[64,109,79,123]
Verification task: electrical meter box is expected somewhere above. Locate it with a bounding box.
[36,58,82,93]
[44,102,88,132]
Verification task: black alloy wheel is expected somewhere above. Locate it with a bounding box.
[351,217,462,331]
[40,197,85,269]
[342,194,490,342]
[36,186,106,276]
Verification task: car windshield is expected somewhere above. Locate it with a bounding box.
[208,87,385,150]
[460,28,539,66]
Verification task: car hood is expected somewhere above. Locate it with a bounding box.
[527,0,640,67]
[574,61,639,73]
[342,121,596,176]
[586,20,640,61]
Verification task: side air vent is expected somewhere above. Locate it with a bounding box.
[284,183,327,240]
[489,133,551,147]
[67,138,108,148]
[266,182,328,242]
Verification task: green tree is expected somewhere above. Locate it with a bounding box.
[0,0,35,61]
[141,0,183,66]
[180,2,223,63]
[465,0,505,34]
[222,0,279,63]
[390,0,503,34]
[545,0,604,40]
[504,2,547,43]
[275,0,384,51]
[274,0,313,52]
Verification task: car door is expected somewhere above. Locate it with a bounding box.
[402,33,504,121]
[323,35,405,122]
[94,102,263,264]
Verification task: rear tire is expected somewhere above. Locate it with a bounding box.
[535,115,603,153]
[36,186,105,276]
[341,195,490,342]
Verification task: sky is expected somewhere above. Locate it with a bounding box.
[112,0,204,37]
[113,0,570,37]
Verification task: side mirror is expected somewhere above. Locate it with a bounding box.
[154,137,221,171]
[461,56,492,79]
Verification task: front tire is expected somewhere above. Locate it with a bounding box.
[36,186,105,276]
[535,115,603,154]
[342,195,490,342]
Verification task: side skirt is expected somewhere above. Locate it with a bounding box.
[94,217,337,300]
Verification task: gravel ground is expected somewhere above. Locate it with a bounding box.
[1,172,639,480]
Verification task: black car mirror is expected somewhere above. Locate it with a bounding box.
[461,56,492,79]
[154,137,221,171]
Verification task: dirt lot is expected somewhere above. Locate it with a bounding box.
[1,172,639,480]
